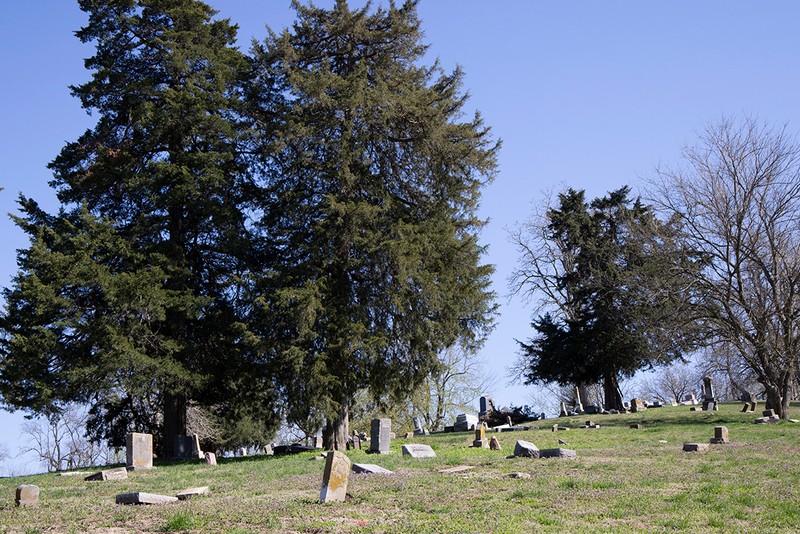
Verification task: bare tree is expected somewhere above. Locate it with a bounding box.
[20,404,116,472]
[651,116,800,418]
[639,362,699,404]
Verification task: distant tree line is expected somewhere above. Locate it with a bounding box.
[0,0,498,456]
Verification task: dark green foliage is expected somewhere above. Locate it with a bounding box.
[517,187,699,409]
[0,0,279,453]
[249,0,498,447]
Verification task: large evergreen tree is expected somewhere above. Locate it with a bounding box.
[249,0,498,449]
[0,0,279,455]
[514,187,699,410]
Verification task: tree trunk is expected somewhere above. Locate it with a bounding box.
[603,372,624,411]
[162,392,187,459]
[322,403,349,450]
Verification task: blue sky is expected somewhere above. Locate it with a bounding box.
[2,1,800,474]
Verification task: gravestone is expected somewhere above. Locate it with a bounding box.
[701,376,718,411]
[319,451,351,503]
[749,401,757,412]
[264,444,274,455]
[489,436,502,450]
[630,424,644,429]
[559,401,568,417]
[473,423,489,448]
[539,448,577,459]
[683,443,710,452]
[116,492,178,505]
[190,434,203,459]
[439,465,475,474]
[574,386,584,413]
[313,436,323,449]
[454,413,478,432]
[479,395,495,419]
[204,452,217,465]
[126,432,153,470]
[15,484,39,506]
[402,444,436,458]
[176,486,209,500]
[174,434,194,459]
[352,463,393,475]
[630,398,646,412]
[85,467,128,481]
[682,393,697,405]
[710,426,729,444]
[412,416,429,435]
[513,440,539,458]
[370,418,391,454]
[350,435,361,450]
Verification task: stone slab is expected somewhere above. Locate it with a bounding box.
[539,448,577,459]
[683,443,710,452]
[401,444,436,458]
[126,432,153,470]
[352,463,394,475]
[15,484,40,506]
[116,492,179,505]
[320,450,351,503]
[176,486,210,500]
[438,465,476,474]
[513,440,539,458]
[85,467,128,481]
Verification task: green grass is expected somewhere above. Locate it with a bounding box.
[1,403,799,532]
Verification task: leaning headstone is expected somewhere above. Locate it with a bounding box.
[574,386,584,413]
[204,452,217,466]
[116,492,178,505]
[710,426,729,444]
[489,436,502,450]
[176,486,210,500]
[352,463,394,475]
[683,443,710,452]
[630,398,646,412]
[473,423,488,448]
[401,444,436,458]
[319,451,351,503]
[85,467,128,481]
[559,401,568,417]
[126,432,153,470]
[513,440,539,458]
[15,484,39,506]
[190,433,203,459]
[539,448,577,459]
[369,418,391,454]
[350,435,361,450]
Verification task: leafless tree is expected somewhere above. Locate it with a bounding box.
[639,362,699,404]
[20,404,117,472]
[651,116,800,418]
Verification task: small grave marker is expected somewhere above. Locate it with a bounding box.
[710,426,729,444]
[513,440,539,458]
[15,484,39,506]
[319,451,351,503]
[683,443,710,452]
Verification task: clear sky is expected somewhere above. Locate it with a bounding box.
[2,0,800,474]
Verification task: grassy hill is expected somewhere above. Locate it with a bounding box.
[1,403,799,533]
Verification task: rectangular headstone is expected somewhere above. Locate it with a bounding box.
[85,467,128,481]
[401,443,436,458]
[126,432,153,470]
[319,450,351,503]
[174,435,194,459]
[15,484,39,506]
[116,492,178,505]
[370,418,391,454]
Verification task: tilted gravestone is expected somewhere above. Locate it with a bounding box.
[126,432,153,470]
[513,440,539,458]
[319,451,351,503]
[369,418,391,454]
[15,484,39,506]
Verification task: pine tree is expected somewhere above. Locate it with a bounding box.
[0,0,279,455]
[249,0,498,448]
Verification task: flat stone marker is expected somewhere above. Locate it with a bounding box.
[15,484,39,506]
[710,426,729,444]
[352,463,394,475]
[204,451,217,465]
[116,492,179,505]
[401,444,436,458]
[438,465,475,474]
[539,448,577,459]
[513,440,539,458]
[126,432,153,470]
[369,418,391,454]
[85,467,128,481]
[683,443,710,452]
[176,486,210,500]
[56,471,93,477]
[319,451,351,503]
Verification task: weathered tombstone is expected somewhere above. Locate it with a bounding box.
[489,436,502,450]
[15,484,39,506]
[174,434,194,459]
[401,443,436,458]
[352,463,393,475]
[701,376,716,407]
[454,413,478,432]
[513,440,539,458]
[412,416,429,435]
[630,398,646,412]
[705,401,716,411]
[319,450,351,503]
[239,447,248,457]
[204,452,217,466]
[176,486,210,500]
[479,395,494,420]
[313,436,323,449]
[473,423,489,448]
[126,432,153,470]
[351,435,361,450]
[116,492,178,505]
[369,418,391,454]
[710,426,729,444]
[749,401,757,412]
[559,401,568,417]
[683,393,697,405]
[682,443,710,452]
[552,424,558,432]
[85,467,128,481]
[264,444,274,456]
[539,448,577,459]
[444,425,455,433]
